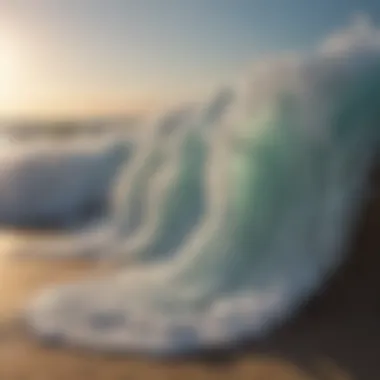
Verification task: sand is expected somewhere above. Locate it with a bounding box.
[0,167,379,380]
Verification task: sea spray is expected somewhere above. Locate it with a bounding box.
[110,94,235,262]
[25,19,380,355]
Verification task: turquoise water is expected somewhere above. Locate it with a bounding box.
[25,20,380,355]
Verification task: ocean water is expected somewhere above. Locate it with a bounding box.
[4,18,380,355]
[0,136,131,229]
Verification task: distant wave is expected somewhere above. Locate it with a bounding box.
[17,17,380,355]
[0,137,131,229]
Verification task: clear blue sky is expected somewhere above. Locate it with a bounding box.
[1,0,380,118]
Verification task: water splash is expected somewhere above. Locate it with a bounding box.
[24,18,380,355]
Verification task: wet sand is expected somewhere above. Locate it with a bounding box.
[0,168,379,380]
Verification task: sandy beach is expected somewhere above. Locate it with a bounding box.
[0,168,379,380]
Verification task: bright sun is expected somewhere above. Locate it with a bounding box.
[0,34,21,108]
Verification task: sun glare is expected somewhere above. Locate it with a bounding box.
[0,33,21,110]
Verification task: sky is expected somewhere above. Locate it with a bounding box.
[1,0,380,120]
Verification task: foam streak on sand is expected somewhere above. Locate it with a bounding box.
[22,18,380,355]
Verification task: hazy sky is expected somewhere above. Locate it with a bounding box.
[1,0,380,119]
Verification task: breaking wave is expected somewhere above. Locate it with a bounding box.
[12,18,380,355]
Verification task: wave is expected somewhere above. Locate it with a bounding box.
[19,17,380,355]
[0,137,131,229]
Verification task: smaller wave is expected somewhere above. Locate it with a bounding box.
[0,136,131,230]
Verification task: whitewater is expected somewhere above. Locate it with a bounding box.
[3,18,380,355]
